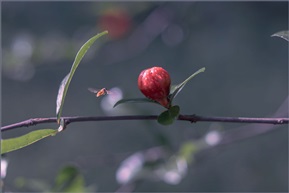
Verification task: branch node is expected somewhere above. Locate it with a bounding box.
[28,119,36,127]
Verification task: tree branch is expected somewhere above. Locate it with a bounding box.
[2,115,288,132]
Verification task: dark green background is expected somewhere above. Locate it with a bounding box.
[2,2,288,192]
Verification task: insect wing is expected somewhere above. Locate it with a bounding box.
[88,87,99,94]
[88,87,113,97]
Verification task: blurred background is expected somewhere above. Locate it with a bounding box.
[1,1,288,192]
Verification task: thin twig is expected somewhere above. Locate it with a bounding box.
[1,115,288,132]
[178,115,289,124]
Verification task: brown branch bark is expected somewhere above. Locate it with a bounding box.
[1,114,288,132]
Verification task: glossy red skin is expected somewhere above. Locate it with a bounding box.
[138,67,171,108]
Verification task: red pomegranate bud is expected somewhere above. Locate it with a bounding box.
[138,67,171,108]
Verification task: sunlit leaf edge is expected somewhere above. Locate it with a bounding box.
[169,67,205,102]
[56,31,108,123]
[1,129,58,154]
[271,30,289,42]
[113,98,159,108]
[56,74,69,116]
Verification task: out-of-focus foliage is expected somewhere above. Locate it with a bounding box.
[14,165,95,192]
[2,1,288,192]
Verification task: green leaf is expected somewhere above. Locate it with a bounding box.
[113,98,159,108]
[157,105,180,125]
[169,67,205,102]
[53,165,86,192]
[56,31,108,123]
[1,129,58,154]
[169,105,180,118]
[158,111,174,125]
[271,30,289,42]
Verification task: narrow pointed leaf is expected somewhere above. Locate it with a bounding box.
[114,98,159,108]
[169,85,178,94]
[271,30,289,42]
[56,31,108,123]
[56,74,69,120]
[169,67,205,101]
[1,129,58,154]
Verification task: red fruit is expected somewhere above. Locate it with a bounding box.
[138,67,171,108]
[98,8,132,40]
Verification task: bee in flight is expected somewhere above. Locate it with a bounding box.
[88,87,112,97]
